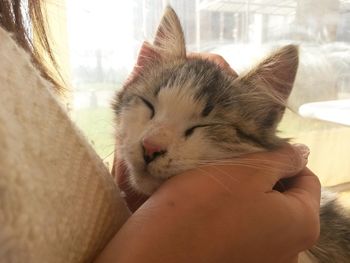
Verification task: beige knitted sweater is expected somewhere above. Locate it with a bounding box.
[0,27,129,262]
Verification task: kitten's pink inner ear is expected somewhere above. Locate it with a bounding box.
[242,45,299,101]
[124,42,160,86]
[136,41,161,68]
[264,45,298,100]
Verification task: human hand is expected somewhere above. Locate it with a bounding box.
[100,143,320,263]
[107,52,320,263]
[113,157,149,212]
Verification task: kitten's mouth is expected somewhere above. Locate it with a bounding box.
[125,151,174,194]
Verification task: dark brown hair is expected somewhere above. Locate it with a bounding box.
[0,0,64,93]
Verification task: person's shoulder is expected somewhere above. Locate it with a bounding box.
[0,26,34,74]
[0,25,130,263]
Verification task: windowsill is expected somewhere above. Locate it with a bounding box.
[299,99,350,126]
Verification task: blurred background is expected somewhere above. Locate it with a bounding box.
[46,0,350,187]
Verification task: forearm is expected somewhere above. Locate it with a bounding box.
[95,172,232,263]
[94,167,308,263]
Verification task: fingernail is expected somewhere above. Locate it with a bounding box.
[292,143,310,160]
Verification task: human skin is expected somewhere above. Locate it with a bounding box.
[96,144,320,263]
[96,54,321,263]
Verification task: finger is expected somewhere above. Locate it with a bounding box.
[285,167,321,205]
[283,168,321,250]
[114,158,149,212]
[187,52,238,78]
[232,143,310,190]
[178,143,309,193]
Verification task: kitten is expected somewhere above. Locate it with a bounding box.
[113,6,350,263]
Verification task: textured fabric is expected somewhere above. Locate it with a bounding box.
[0,27,130,262]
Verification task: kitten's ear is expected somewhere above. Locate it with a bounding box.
[124,41,160,85]
[235,45,299,141]
[153,6,186,59]
[240,45,299,102]
[135,41,161,71]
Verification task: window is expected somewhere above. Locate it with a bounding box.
[62,0,349,186]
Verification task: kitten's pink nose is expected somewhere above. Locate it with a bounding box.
[142,138,167,164]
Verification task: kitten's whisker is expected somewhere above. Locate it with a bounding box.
[205,165,241,184]
[102,149,115,160]
[197,157,298,168]
[196,159,299,176]
[195,167,233,194]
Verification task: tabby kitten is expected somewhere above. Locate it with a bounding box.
[113,7,350,263]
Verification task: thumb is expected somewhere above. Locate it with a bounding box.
[195,143,310,192]
[240,143,310,191]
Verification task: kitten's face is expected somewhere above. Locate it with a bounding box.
[113,7,298,195]
[115,60,264,195]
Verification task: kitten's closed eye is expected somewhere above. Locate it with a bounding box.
[184,123,232,138]
[184,124,213,138]
[184,125,200,137]
[139,96,155,118]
